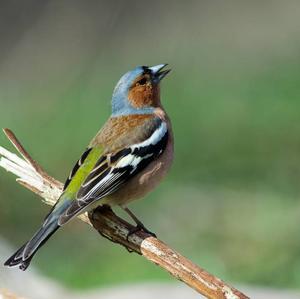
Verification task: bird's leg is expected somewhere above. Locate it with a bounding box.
[122,206,157,239]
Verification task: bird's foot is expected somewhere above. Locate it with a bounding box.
[126,223,157,241]
[122,206,157,240]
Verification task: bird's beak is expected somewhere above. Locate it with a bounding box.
[149,64,171,83]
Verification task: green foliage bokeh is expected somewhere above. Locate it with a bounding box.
[0,0,300,290]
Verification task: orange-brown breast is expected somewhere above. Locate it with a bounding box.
[105,114,174,206]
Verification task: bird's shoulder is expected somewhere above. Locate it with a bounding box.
[89,113,166,153]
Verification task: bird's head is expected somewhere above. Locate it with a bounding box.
[112,64,170,116]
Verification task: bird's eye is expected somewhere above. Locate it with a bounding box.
[136,77,147,86]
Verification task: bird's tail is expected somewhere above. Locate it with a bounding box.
[4,218,59,271]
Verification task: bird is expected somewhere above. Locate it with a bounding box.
[4,64,173,271]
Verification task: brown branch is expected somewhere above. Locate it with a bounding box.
[0,129,249,299]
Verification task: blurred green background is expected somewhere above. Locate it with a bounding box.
[1,0,300,291]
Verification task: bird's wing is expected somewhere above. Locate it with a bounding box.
[42,145,104,223]
[58,116,169,225]
[63,147,93,191]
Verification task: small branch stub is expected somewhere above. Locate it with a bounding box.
[0,128,249,299]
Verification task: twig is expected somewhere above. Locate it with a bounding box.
[3,128,61,187]
[0,129,249,299]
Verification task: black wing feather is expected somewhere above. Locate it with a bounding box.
[63,148,92,190]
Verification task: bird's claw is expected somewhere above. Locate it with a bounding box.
[126,224,157,241]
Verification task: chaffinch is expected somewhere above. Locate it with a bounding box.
[5,64,174,270]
